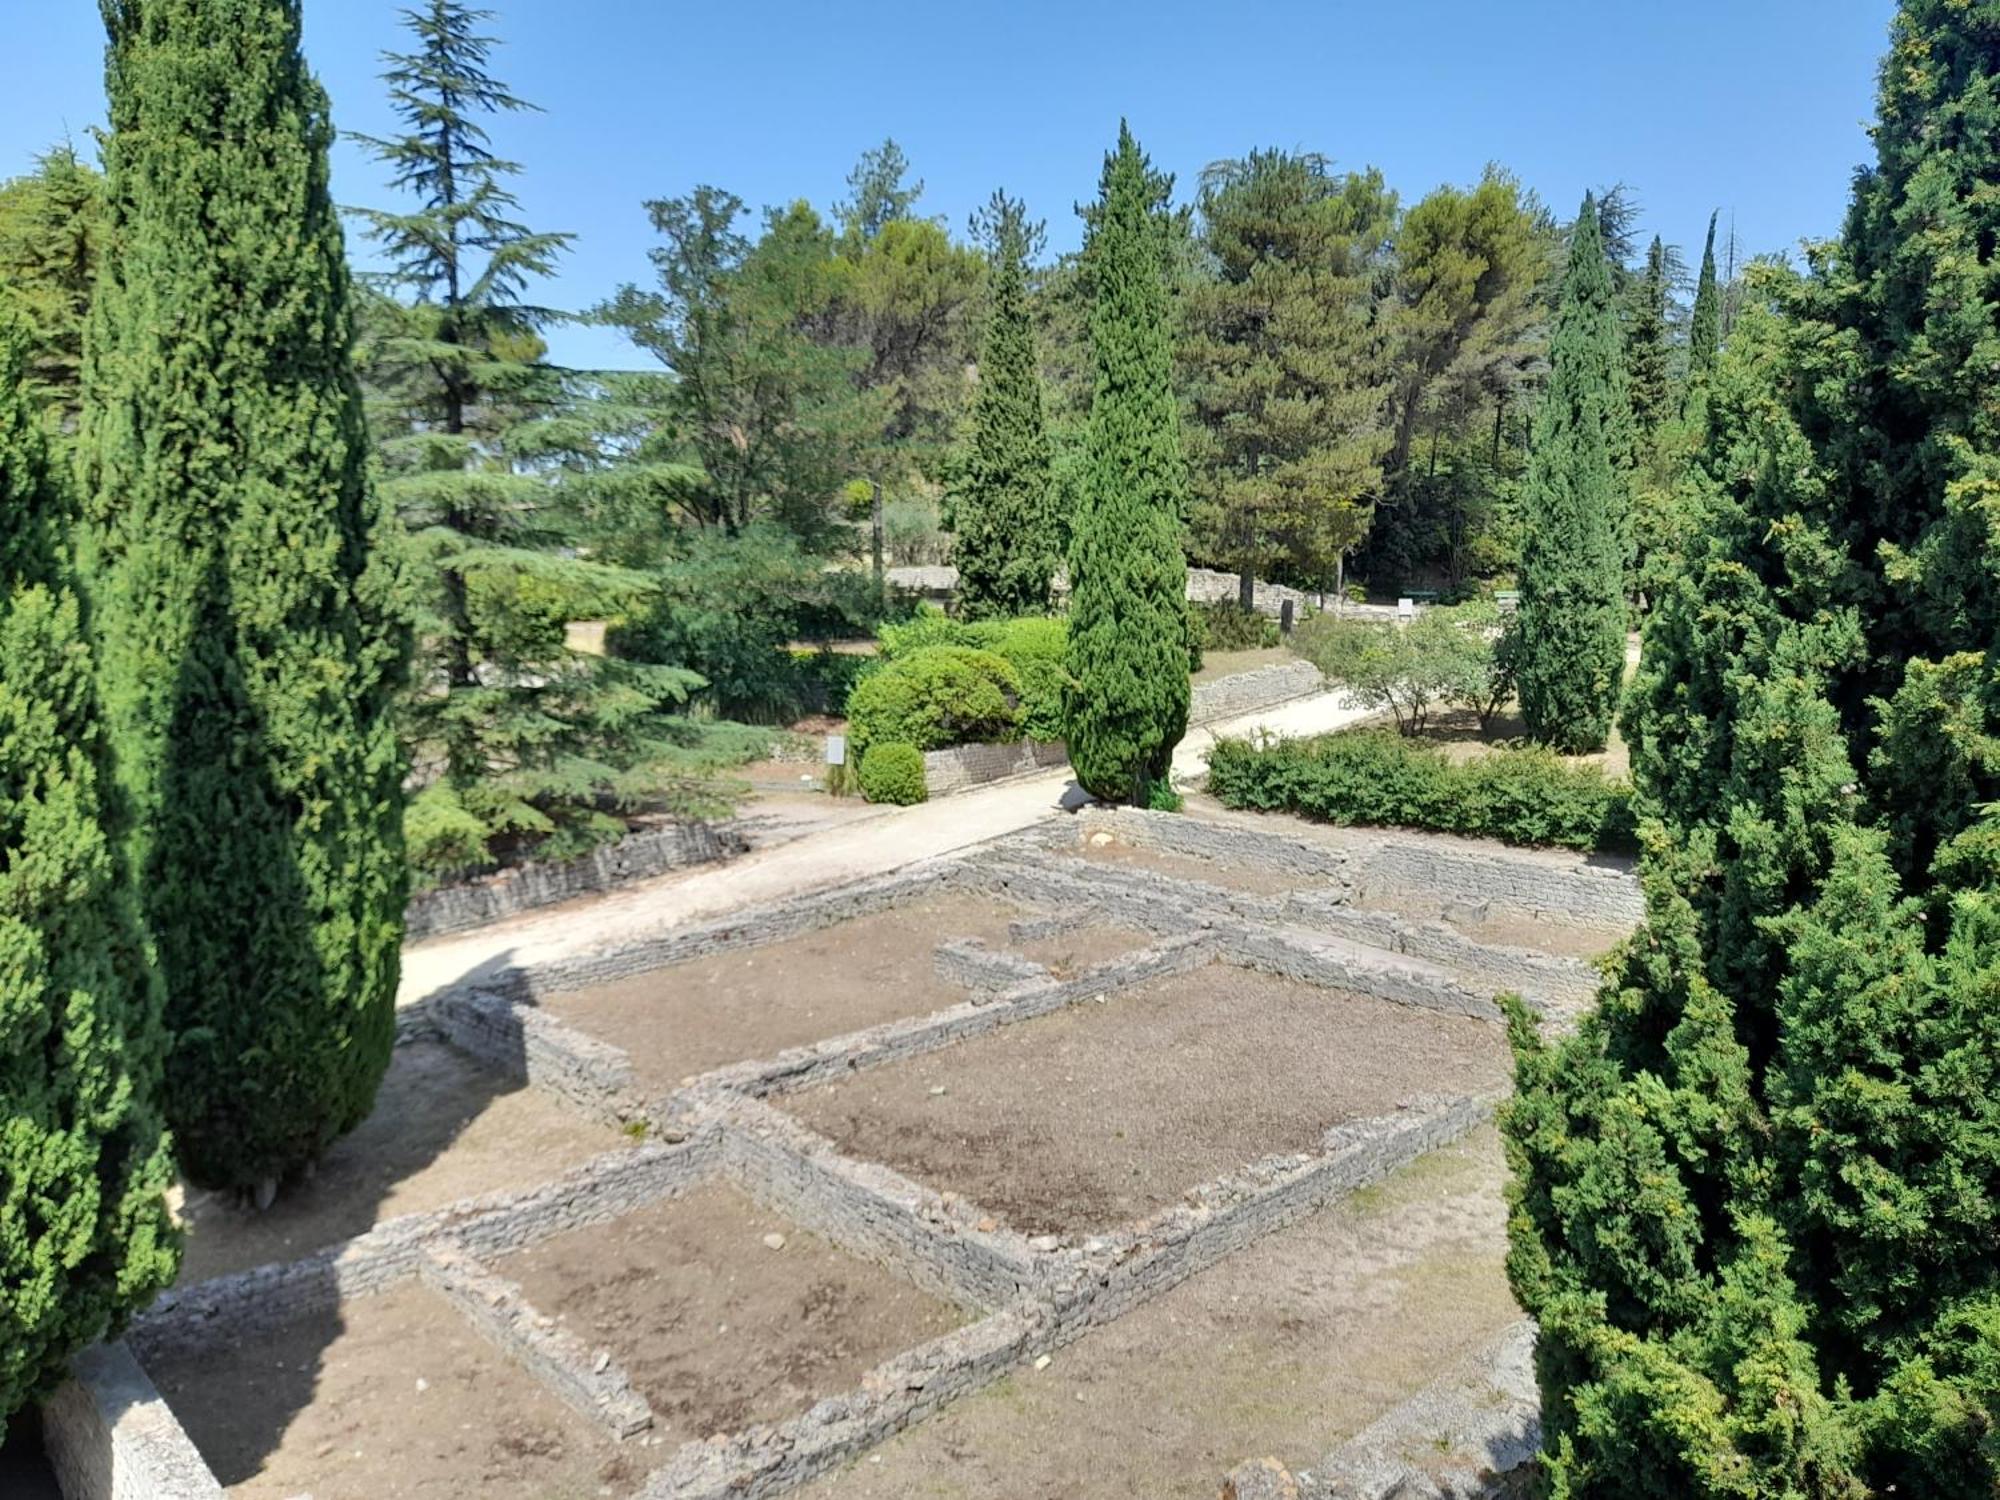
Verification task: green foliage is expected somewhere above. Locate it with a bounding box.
[1183,151,1395,586]
[845,645,1023,758]
[1064,124,1192,804]
[1507,8,2000,1491]
[858,741,928,805]
[1685,210,1720,402]
[876,606,1071,743]
[1514,194,1629,754]
[82,0,408,1189]
[1207,731,1632,852]
[1292,603,1515,735]
[1626,236,1673,436]
[949,190,1058,617]
[0,145,102,423]
[1190,600,1282,653]
[0,302,177,1421]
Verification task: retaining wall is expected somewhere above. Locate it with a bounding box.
[41,1342,223,1500]
[1189,660,1327,724]
[921,738,1069,796]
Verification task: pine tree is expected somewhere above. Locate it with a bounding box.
[1685,210,1720,400]
[0,301,177,1420]
[1508,5,2000,1492]
[1626,235,1672,435]
[1063,124,1191,805]
[354,1,705,879]
[949,190,1057,618]
[82,0,408,1193]
[1513,194,1628,754]
[0,146,103,424]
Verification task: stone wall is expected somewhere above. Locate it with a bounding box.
[921,738,1069,796]
[1186,565,1314,620]
[405,819,750,941]
[1189,660,1327,725]
[41,1342,223,1500]
[1356,838,1641,929]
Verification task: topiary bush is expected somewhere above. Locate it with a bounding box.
[871,613,1073,744]
[845,645,1023,759]
[1206,730,1633,852]
[858,741,928,805]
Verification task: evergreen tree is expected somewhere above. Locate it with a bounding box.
[0,146,103,424]
[1508,6,2000,1492]
[1626,235,1672,435]
[1064,124,1191,805]
[354,1,706,879]
[948,190,1057,617]
[1514,194,1628,753]
[1182,151,1396,600]
[0,301,177,1420]
[82,0,407,1193]
[1685,210,1720,399]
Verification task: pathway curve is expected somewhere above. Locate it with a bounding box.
[398,685,1370,1006]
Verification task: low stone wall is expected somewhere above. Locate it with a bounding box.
[1190,660,1327,724]
[1187,565,1314,621]
[1072,806,1354,884]
[1284,894,1599,1011]
[933,938,1050,995]
[1357,837,1640,930]
[41,1342,223,1500]
[921,738,1069,796]
[406,820,751,941]
[423,988,638,1124]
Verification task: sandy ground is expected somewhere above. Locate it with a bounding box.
[802,1128,1519,1500]
[176,1041,620,1285]
[503,1183,962,1445]
[786,967,1512,1236]
[397,688,1376,1012]
[151,1282,640,1500]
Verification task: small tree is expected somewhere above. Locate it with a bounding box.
[949,190,1057,618]
[0,302,177,1421]
[1513,195,1628,754]
[1063,124,1192,804]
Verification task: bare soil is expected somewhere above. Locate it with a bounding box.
[786,967,1511,1235]
[802,1128,1519,1500]
[1011,921,1157,976]
[539,893,1048,1088]
[1356,890,1624,962]
[1064,839,1307,897]
[150,1282,638,1500]
[503,1183,962,1444]
[1191,646,1295,685]
[176,1041,619,1286]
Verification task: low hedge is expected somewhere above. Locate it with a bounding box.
[1206,729,1635,853]
[858,741,928,805]
[870,608,1071,746]
[845,645,1022,760]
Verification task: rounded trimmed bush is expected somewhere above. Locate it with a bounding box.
[845,645,1022,759]
[858,742,928,805]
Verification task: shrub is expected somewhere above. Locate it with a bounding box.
[876,610,1072,743]
[858,742,928,805]
[1291,603,1514,735]
[846,646,1022,759]
[1206,730,1633,853]
[1191,599,1282,653]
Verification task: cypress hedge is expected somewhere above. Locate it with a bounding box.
[82,0,408,1193]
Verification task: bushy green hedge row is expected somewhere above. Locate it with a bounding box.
[862,607,1072,749]
[1206,730,1635,853]
[847,646,1023,759]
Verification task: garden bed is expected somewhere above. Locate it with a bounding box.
[800,1129,1517,1500]
[783,965,1510,1236]
[500,1183,964,1447]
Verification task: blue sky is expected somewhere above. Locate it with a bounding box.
[10,1,1894,370]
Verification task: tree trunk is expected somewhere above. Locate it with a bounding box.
[1237,568,1255,613]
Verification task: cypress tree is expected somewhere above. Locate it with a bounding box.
[1685,210,1721,398]
[1626,235,1672,436]
[1507,5,2000,1492]
[1063,124,1191,805]
[1513,194,1628,754]
[949,189,1057,619]
[82,0,408,1194]
[0,302,177,1420]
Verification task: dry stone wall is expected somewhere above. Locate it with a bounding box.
[41,1342,223,1500]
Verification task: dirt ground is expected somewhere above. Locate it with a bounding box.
[1010,920,1156,976]
[540,892,1078,1088]
[150,1282,639,1500]
[786,967,1511,1235]
[176,1041,620,1286]
[1064,839,1309,897]
[504,1183,962,1444]
[802,1129,1519,1500]
[1192,646,1295,685]
[1356,889,1624,962]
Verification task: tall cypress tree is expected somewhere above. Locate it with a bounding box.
[0,301,177,1419]
[949,189,1057,619]
[82,0,407,1195]
[1064,124,1191,805]
[1507,5,2000,1492]
[1685,210,1721,399]
[1513,194,1628,754]
[1626,235,1673,437]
